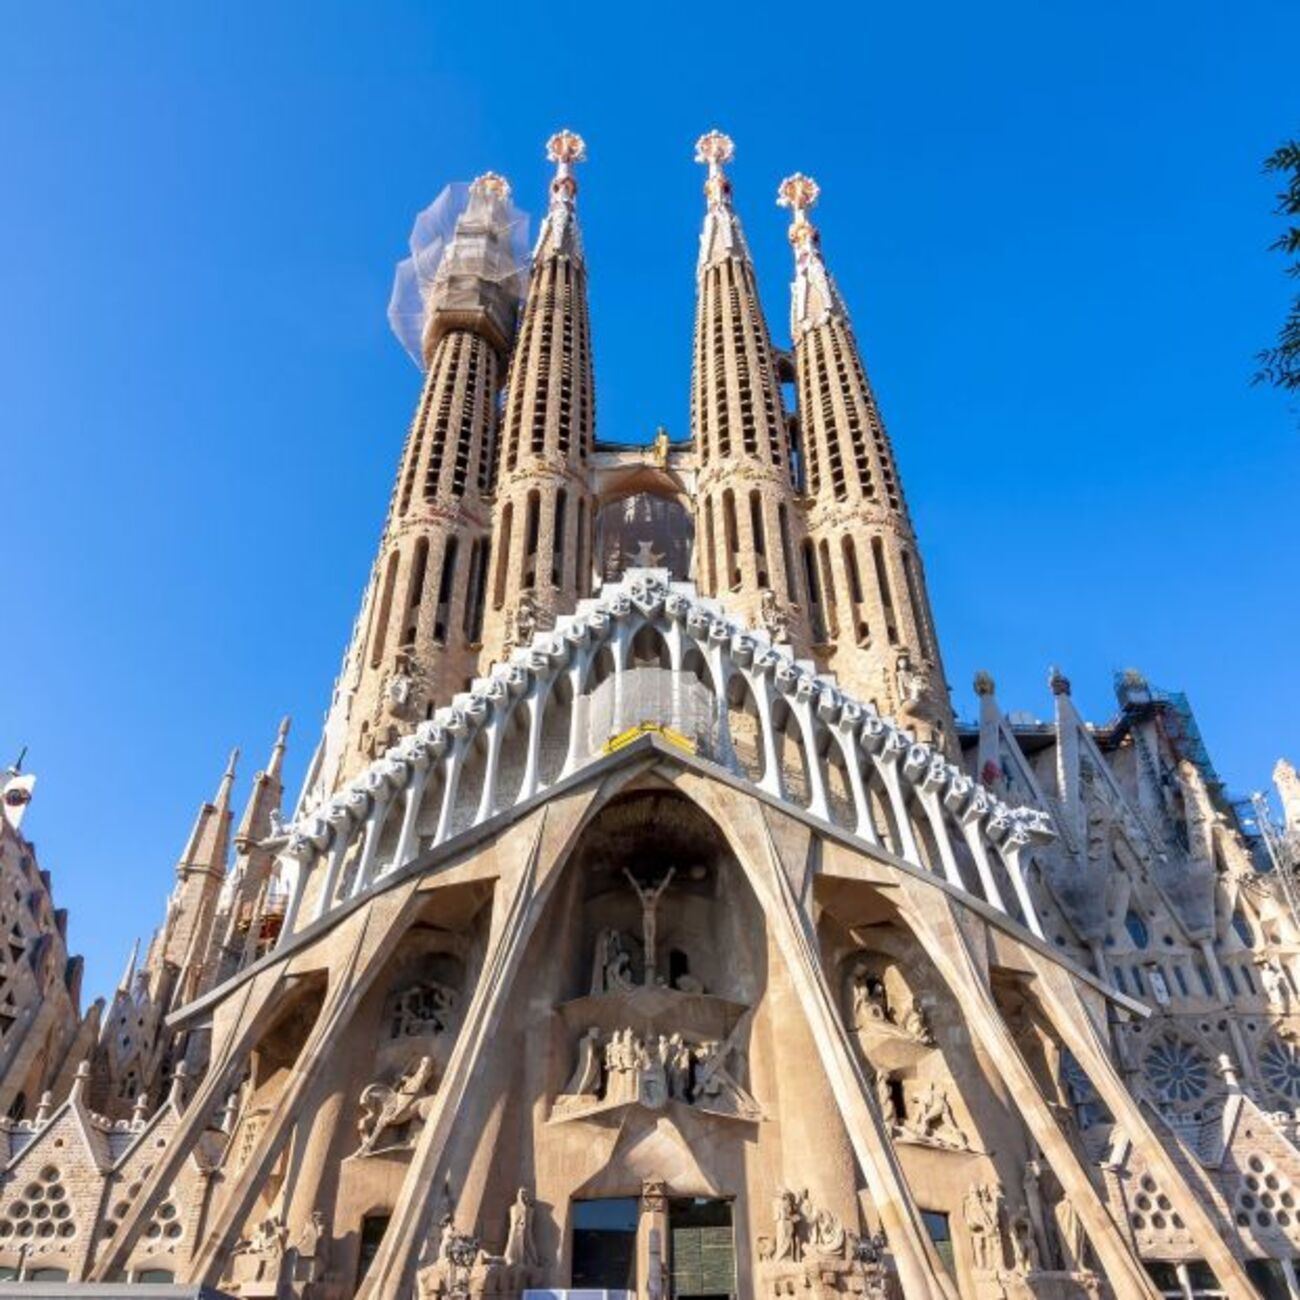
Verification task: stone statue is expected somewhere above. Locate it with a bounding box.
[773,1188,801,1262]
[874,1070,898,1128]
[624,868,675,985]
[392,982,458,1037]
[292,1210,329,1283]
[850,962,933,1045]
[962,1184,1002,1272]
[1259,956,1291,1008]
[504,1187,540,1268]
[852,967,889,1027]
[759,590,791,644]
[903,1080,969,1149]
[562,1026,603,1096]
[810,1204,848,1258]
[590,928,634,995]
[355,1054,436,1156]
[899,997,933,1045]
[233,1214,288,1282]
[1010,1208,1039,1274]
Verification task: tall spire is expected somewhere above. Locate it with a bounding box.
[776,173,846,330]
[535,128,586,261]
[321,171,524,788]
[689,131,808,650]
[694,129,750,269]
[482,130,597,663]
[778,173,953,747]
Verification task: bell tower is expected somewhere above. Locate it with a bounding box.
[328,173,523,787]
[481,130,597,663]
[690,131,810,653]
[778,173,953,746]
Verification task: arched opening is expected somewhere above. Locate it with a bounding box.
[492,504,513,611]
[769,697,812,809]
[595,492,694,585]
[725,674,764,785]
[537,675,575,788]
[492,702,531,812]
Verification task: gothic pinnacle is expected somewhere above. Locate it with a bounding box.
[535,129,586,260]
[470,171,511,202]
[216,747,239,810]
[269,716,290,782]
[694,130,749,271]
[694,129,735,208]
[546,128,586,200]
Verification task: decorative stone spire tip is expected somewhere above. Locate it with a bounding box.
[694,130,735,210]
[469,171,511,202]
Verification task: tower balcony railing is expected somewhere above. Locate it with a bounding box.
[252,571,1054,962]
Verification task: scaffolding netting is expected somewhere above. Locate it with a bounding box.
[387,181,531,368]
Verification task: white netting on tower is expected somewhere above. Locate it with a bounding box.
[387,181,531,368]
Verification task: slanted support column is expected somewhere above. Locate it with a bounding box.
[738,808,958,1300]
[313,831,351,922]
[350,795,392,897]
[357,818,556,1300]
[434,741,467,846]
[517,684,547,801]
[89,966,288,1280]
[475,709,507,824]
[561,651,590,777]
[392,766,431,870]
[1022,944,1261,1299]
[996,837,1045,939]
[749,674,785,800]
[896,880,1166,1299]
[189,885,422,1287]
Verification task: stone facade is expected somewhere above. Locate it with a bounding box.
[2,131,1299,1300]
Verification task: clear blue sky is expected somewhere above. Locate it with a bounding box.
[2,3,1297,1003]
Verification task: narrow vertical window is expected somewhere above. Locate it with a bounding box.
[575,498,588,597]
[842,536,869,644]
[802,540,826,643]
[400,538,430,648]
[493,503,513,610]
[369,551,401,669]
[433,538,459,645]
[818,538,839,637]
[552,490,567,588]
[872,536,899,644]
[749,491,768,588]
[722,490,741,590]
[778,502,797,602]
[704,497,718,595]
[523,490,541,590]
[901,549,934,661]
[464,539,490,642]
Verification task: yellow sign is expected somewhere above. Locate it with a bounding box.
[602,722,695,755]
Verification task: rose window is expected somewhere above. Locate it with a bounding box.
[1261,1036,1300,1103]
[1145,1038,1209,1103]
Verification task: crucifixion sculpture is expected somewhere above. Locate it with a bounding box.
[623,867,675,986]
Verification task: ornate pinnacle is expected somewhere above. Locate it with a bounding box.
[777,172,820,218]
[546,129,586,166]
[778,173,821,251]
[694,129,735,169]
[470,171,511,201]
[694,130,735,209]
[545,129,586,204]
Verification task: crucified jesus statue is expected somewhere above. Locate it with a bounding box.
[624,867,675,986]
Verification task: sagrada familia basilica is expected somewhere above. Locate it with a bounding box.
[4,128,1300,1300]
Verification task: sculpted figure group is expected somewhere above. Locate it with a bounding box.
[556,1024,758,1118]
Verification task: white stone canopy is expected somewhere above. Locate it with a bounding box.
[268,572,1055,949]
